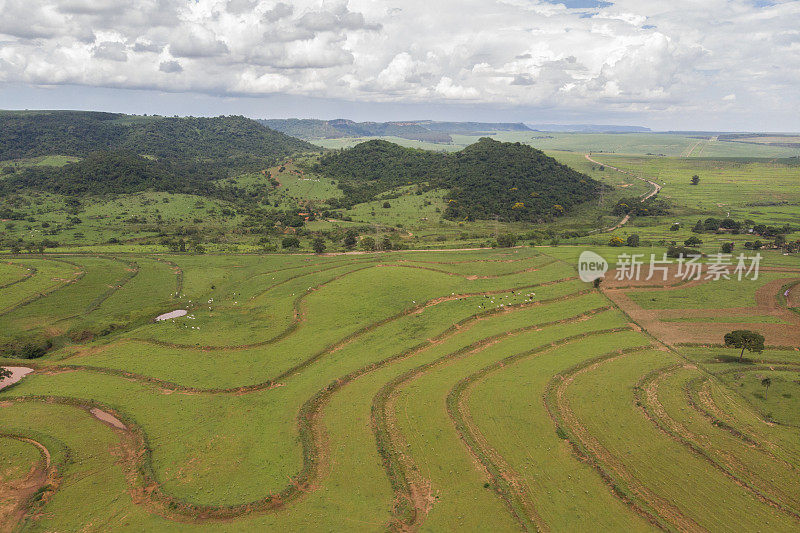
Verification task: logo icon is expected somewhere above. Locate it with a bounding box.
[578,250,608,283]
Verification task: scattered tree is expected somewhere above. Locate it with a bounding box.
[721,242,734,253]
[496,233,517,248]
[382,201,391,208]
[312,237,326,254]
[761,377,772,399]
[724,330,765,362]
[684,236,703,246]
[0,367,11,380]
[626,234,640,247]
[282,236,300,249]
[360,236,376,251]
[608,236,624,247]
[691,174,700,185]
[343,229,358,249]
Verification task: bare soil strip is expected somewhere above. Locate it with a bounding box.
[602,273,800,347]
[545,349,703,532]
[635,365,800,520]
[1,293,597,523]
[686,377,799,467]
[0,434,59,533]
[373,315,630,531]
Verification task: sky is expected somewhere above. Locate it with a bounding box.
[0,0,798,131]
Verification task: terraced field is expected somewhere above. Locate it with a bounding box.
[0,248,799,531]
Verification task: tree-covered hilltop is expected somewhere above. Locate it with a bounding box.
[6,151,207,196]
[120,115,316,169]
[0,111,318,197]
[0,111,317,164]
[0,111,127,159]
[315,138,602,221]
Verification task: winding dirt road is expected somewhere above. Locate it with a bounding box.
[585,154,663,233]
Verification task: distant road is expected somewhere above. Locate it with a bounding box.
[585,153,662,232]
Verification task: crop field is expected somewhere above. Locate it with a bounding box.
[309,132,800,159]
[0,246,798,531]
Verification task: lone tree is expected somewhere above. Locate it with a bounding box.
[343,229,358,250]
[360,236,376,251]
[312,237,326,254]
[724,330,765,362]
[0,367,11,380]
[691,175,700,185]
[761,377,772,399]
[496,233,517,248]
[281,236,300,249]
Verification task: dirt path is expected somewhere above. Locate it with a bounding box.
[683,139,704,157]
[0,435,55,533]
[601,270,800,347]
[584,154,662,233]
[585,154,662,201]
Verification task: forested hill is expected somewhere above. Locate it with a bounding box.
[0,111,317,196]
[0,111,316,163]
[315,138,601,222]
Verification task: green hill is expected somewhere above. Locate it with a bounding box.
[0,111,318,196]
[315,138,601,222]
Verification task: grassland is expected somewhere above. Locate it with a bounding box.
[310,131,800,159]
[0,243,797,531]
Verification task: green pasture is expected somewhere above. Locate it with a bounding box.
[0,246,798,531]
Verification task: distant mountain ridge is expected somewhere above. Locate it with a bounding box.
[526,124,651,133]
[258,118,533,144]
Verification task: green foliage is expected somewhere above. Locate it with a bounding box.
[360,236,376,251]
[723,329,766,361]
[1,337,53,359]
[312,237,326,254]
[281,236,300,249]
[0,112,317,201]
[316,138,600,222]
[626,234,640,247]
[496,233,517,248]
[0,366,10,380]
[343,229,358,249]
[612,196,670,217]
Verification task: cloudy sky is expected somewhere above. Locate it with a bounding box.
[1,0,798,130]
